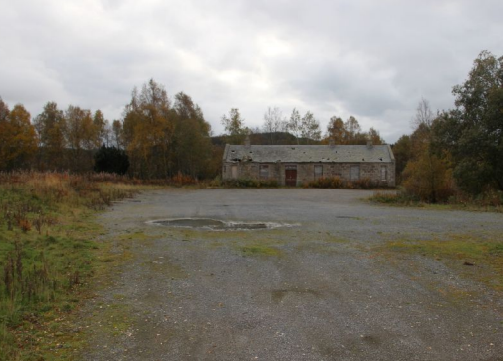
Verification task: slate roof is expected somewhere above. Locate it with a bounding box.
[223,144,394,163]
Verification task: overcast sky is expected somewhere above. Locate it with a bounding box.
[1,0,502,143]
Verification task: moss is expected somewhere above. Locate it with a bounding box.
[241,245,282,257]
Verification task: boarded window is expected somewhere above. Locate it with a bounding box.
[314,165,323,179]
[381,166,387,181]
[350,165,360,181]
[259,165,269,179]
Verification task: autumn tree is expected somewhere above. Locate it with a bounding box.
[324,115,385,145]
[0,97,9,121]
[171,92,213,178]
[93,110,111,147]
[0,103,37,171]
[367,127,384,145]
[343,116,366,144]
[402,100,453,202]
[111,120,124,149]
[63,105,99,171]
[122,79,173,178]
[326,116,345,144]
[434,51,503,193]
[34,102,67,170]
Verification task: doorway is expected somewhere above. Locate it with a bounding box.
[285,165,297,186]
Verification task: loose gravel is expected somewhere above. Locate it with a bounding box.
[79,189,503,361]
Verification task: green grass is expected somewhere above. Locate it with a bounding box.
[382,234,503,290]
[0,172,143,361]
[241,245,282,256]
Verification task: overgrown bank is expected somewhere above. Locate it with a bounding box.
[0,172,142,361]
[369,189,503,213]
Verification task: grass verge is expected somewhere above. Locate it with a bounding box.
[0,171,143,361]
[369,190,503,213]
[380,234,503,291]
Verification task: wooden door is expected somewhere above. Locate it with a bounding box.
[231,165,238,179]
[285,165,297,186]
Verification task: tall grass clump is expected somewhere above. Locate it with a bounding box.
[0,171,140,360]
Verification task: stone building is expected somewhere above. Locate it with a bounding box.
[222,138,395,187]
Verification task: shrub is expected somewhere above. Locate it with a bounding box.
[307,177,383,189]
[222,179,279,188]
[308,176,345,189]
[369,190,419,205]
[170,172,197,186]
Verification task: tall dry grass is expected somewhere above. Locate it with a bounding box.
[0,171,141,361]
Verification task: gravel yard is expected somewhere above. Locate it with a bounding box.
[80,189,503,361]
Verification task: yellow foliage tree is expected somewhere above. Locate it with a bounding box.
[123,80,173,179]
[34,102,67,170]
[0,103,37,171]
[402,100,454,202]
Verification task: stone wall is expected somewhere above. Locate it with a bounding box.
[222,161,395,187]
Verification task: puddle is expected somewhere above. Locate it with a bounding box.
[147,218,296,231]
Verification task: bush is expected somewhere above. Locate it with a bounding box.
[369,190,419,205]
[308,176,345,189]
[222,179,279,188]
[307,177,383,189]
[170,172,198,187]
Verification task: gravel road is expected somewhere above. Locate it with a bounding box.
[80,189,503,361]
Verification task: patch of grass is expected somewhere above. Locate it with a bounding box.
[382,234,503,290]
[241,245,282,256]
[98,303,134,337]
[0,171,143,361]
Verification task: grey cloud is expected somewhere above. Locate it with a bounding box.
[0,0,502,142]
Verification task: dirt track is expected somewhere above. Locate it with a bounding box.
[80,189,503,361]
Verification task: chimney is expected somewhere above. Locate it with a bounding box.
[366,140,373,149]
[244,134,251,148]
[329,138,335,148]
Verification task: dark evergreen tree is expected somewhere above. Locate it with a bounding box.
[94,145,130,175]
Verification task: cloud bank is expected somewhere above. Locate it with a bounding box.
[1,0,502,142]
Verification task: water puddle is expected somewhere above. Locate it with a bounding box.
[147,218,296,231]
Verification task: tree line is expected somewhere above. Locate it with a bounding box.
[0,79,219,179]
[0,79,387,179]
[1,50,499,196]
[219,106,385,146]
